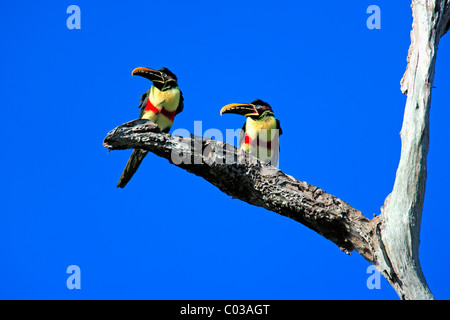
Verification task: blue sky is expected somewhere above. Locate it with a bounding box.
[0,1,449,300]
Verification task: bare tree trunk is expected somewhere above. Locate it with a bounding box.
[103,0,450,299]
[372,0,450,300]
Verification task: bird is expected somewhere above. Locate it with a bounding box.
[220,99,282,166]
[117,67,184,188]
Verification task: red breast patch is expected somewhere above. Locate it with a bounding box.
[145,98,177,122]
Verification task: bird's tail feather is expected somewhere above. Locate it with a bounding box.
[117,149,148,188]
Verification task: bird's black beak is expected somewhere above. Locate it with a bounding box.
[131,67,164,85]
[220,103,258,117]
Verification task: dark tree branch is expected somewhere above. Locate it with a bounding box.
[103,119,378,262]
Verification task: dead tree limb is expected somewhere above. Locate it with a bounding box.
[104,119,378,261]
[103,0,449,299]
[373,0,450,300]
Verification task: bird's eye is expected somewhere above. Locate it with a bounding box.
[162,73,167,77]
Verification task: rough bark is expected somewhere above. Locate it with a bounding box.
[104,119,379,261]
[373,0,450,300]
[103,0,449,299]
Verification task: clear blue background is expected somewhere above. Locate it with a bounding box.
[0,1,449,300]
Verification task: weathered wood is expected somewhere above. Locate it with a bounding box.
[104,119,378,261]
[373,0,450,300]
[103,0,450,299]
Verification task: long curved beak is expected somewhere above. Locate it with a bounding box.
[220,103,258,117]
[131,67,164,84]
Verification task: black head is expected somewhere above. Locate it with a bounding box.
[132,67,179,91]
[249,99,274,117]
[220,99,274,119]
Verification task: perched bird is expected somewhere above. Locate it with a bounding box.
[220,99,282,166]
[117,67,184,188]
